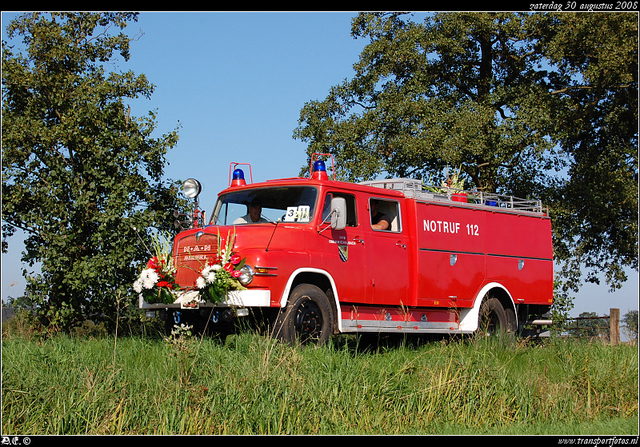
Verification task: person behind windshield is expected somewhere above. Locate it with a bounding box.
[234,198,268,224]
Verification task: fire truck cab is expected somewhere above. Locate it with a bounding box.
[141,156,553,344]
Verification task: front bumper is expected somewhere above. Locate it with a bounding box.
[139,289,271,309]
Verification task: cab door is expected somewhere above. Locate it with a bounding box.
[365,197,411,306]
[318,191,371,304]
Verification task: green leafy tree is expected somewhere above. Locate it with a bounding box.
[622,309,638,342]
[295,13,560,190]
[2,12,187,331]
[543,13,638,293]
[294,12,637,308]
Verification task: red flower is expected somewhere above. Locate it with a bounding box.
[232,270,242,278]
[157,281,170,288]
[147,256,159,270]
[230,253,241,265]
[224,263,234,273]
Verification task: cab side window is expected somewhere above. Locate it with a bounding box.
[322,192,358,227]
[370,198,401,232]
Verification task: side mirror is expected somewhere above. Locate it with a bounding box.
[330,197,347,231]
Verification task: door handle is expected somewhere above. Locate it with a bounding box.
[396,241,407,249]
[353,237,365,245]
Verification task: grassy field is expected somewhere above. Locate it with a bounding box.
[2,327,638,435]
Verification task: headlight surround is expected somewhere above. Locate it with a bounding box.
[238,265,254,286]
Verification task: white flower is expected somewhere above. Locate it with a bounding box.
[201,263,221,284]
[196,276,206,289]
[133,279,143,293]
[202,267,216,283]
[140,268,159,289]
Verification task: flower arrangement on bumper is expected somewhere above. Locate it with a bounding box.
[195,229,247,305]
[133,229,248,306]
[133,232,179,305]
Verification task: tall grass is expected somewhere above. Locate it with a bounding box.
[2,331,637,435]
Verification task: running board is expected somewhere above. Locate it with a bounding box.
[340,305,460,334]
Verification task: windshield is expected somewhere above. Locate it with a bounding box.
[210,186,319,226]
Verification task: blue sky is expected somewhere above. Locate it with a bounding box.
[2,11,637,319]
[123,11,369,211]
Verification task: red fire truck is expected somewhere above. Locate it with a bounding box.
[140,155,553,344]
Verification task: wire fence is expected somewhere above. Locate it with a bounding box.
[559,308,622,345]
[2,306,16,323]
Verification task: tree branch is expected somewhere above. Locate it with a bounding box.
[551,84,634,95]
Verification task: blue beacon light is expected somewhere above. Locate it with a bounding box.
[231,168,246,186]
[312,160,329,180]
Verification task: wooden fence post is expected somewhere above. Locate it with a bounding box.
[610,308,620,345]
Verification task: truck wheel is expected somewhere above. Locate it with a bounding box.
[273,284,333,346]
[505,307,517,334]
[477,297,508,337]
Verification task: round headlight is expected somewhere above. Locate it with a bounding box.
[238,265,254,286]
[183,178,202,199]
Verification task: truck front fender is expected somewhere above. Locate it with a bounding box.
[279,267,343,331]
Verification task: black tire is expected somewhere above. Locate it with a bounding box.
[273,284,334,346]
[477,297,509,336]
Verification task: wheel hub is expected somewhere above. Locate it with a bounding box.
[294,300,322,340]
